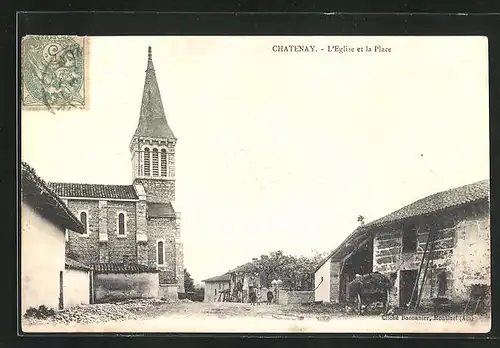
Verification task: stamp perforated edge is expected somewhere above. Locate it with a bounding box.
[21,35,91,112]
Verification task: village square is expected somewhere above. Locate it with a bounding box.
[20,37,491,333]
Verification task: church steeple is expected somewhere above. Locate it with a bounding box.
[133,46,176,140]
[130,46,177,202]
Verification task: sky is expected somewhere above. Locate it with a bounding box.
[21,36,490,282]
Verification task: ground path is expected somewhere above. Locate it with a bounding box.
[23,300,490,333]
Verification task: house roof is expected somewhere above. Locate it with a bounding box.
[91,263,159,274]
[47,182,139,200]
[133,46,176,140]
[65,258,91,271]
[229,261,258,274]
[147,202,175,218]
[202,274,231,283]
[21,162,85,234]
[314,179,490,273]
[364,179,490,229]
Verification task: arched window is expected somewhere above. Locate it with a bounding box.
[80,212,88,234]
[161,149,167,176]
[118,213,125,235]
[152,148,159,176]
[157,241,164,264]
[144,147,151,176]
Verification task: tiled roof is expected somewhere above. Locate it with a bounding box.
[203,274,231,283]
[365,179,490,228]
[47,182,138,200]
[65,258,91,271]
[147,202,175,218]
[314,179,490,273]
[91,263,159,274]
[134,47,176,140]
[21,162,85,234]
[229,261,258,274]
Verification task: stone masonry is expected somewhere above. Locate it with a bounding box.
[372,200,490,308]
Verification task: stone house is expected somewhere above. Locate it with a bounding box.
[202,274,231,302]
[315,180,490,309]
[46,46,185,297]
[21,162,86,314]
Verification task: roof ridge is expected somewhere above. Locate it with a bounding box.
[48,182,134,187]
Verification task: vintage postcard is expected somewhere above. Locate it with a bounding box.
[20,36,490,334]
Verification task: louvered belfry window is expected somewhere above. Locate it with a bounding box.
[144,147,151,176]
[152,148,159,176]
[161,149,167,176]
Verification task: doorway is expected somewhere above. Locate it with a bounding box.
[399,270,418,308]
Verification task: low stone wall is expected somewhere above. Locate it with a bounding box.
[94,272,159,303]
[159,284,179,300]
[278,290,314,305]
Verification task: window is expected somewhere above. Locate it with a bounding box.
[157,241,164,264]
[214,289,217,295]
[144,147,151,176]
[161,149,167,176]
[152,148,159,177]
[80,212,88,234]
[437,271,447,296]
[402,223,417,252]
[117,213,125,235]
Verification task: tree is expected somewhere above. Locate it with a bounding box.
[184,268,195,292]
[253,250,326,291]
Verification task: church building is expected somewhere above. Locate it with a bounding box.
[48,47,185,295]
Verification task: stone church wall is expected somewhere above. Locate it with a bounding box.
[66,199,138,265]
[134,178,175,202]
[66,200,100,265]
[146,217,178,283]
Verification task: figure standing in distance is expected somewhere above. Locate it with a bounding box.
[267,290,274,305]
[257,288,262,305]
[249,289,257,306]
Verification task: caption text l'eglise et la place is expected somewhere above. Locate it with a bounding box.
[271,45,392,54]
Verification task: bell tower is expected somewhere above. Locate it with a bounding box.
[129,46,177,203]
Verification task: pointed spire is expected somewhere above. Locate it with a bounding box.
[146,46,155,71]
[133,46,176,140]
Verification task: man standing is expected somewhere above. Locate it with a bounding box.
[267,290,274,305]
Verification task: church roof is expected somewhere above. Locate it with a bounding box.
[47,182,139,200]
[91,262,159,274]
[147,202,176,218]
[133,46,176,140]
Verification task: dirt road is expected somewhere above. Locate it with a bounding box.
[22,301,490,334]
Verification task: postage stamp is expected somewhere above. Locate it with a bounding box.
[21,35,89,112]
